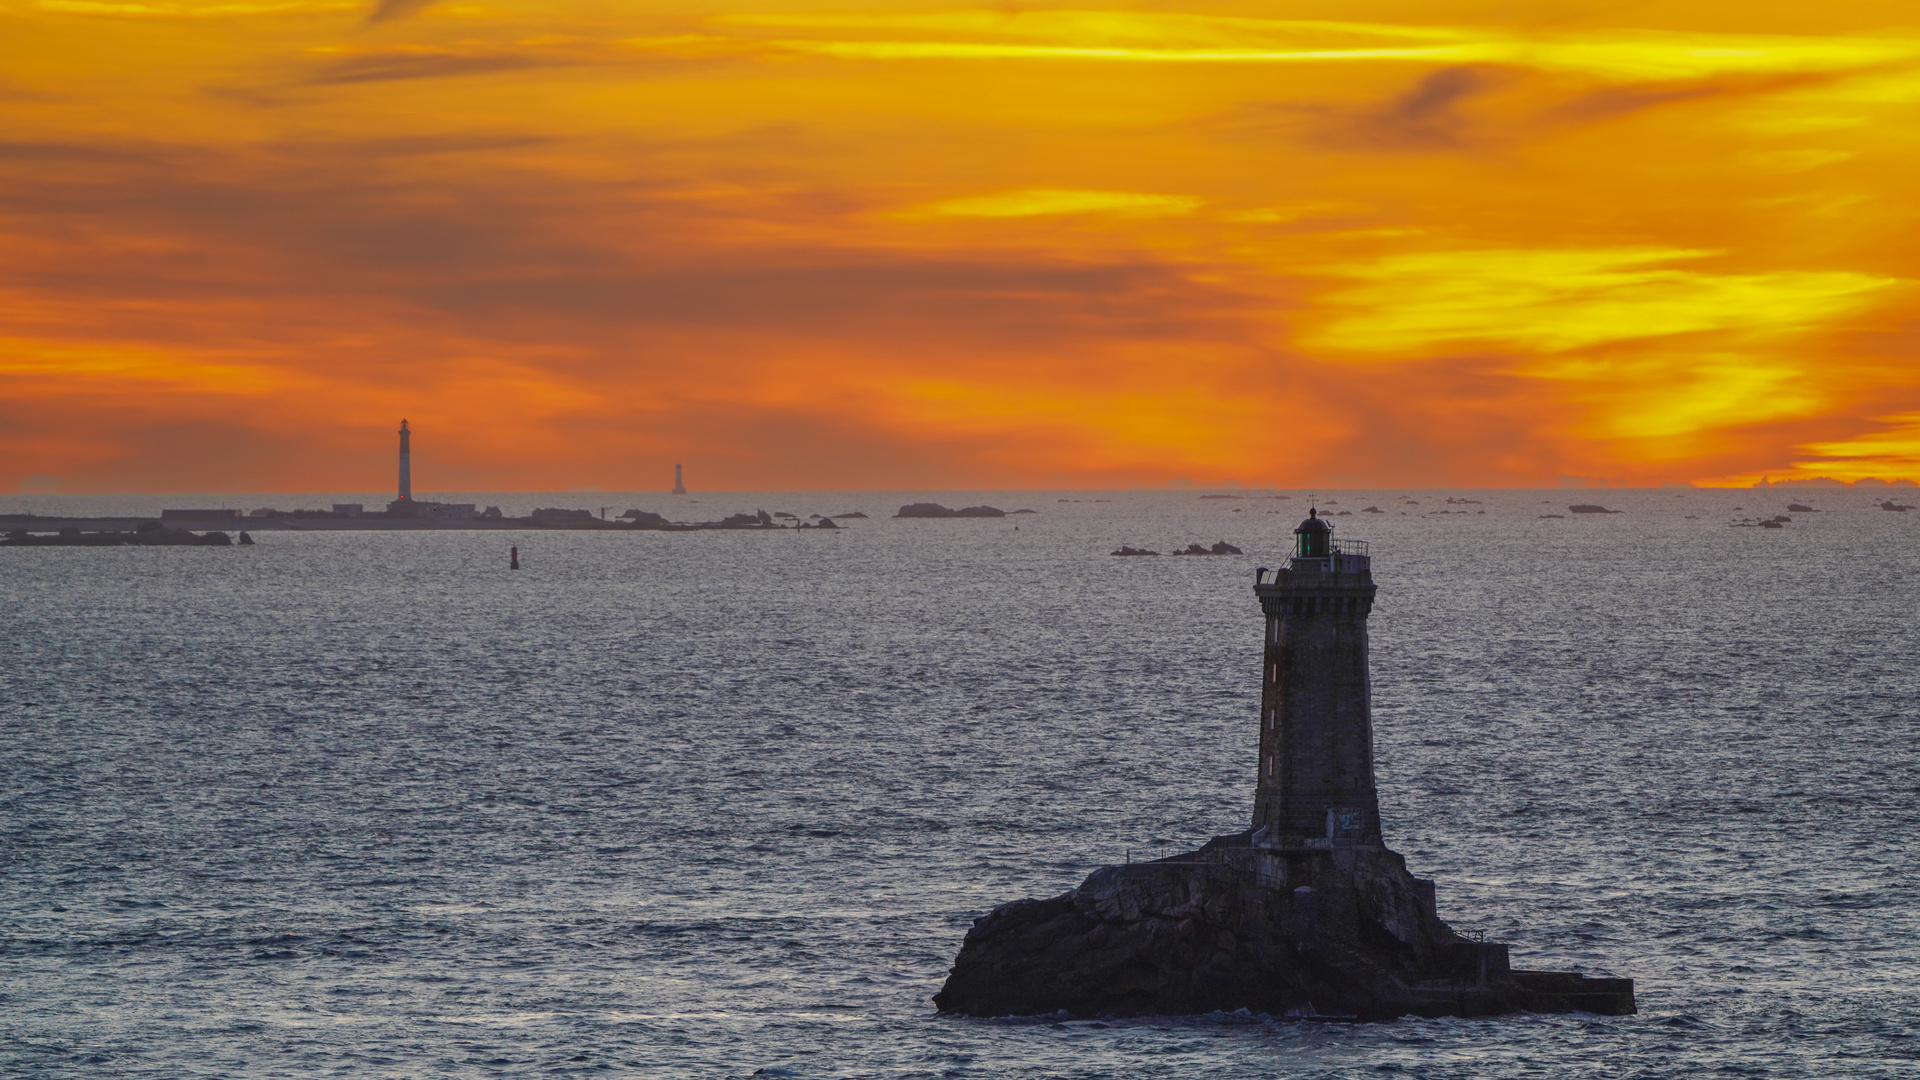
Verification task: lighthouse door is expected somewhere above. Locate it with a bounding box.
[1327,806,1364,843]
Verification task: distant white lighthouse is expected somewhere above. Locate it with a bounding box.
[382,421,475,519]
[397,419,413,502]
[672,463,686,495]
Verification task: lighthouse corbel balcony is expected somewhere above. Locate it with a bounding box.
[1256,538,1372,584]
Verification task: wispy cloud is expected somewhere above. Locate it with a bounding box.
[715,11,1478,46]
[37,0,354,16]
[904,189,1201,219]
[699,12,1920,83]
[1331,65,1513,150]
[364,0,431,24]
[306,42,588,83]
[1310,248,1895,354]
[1794,413,1920,478]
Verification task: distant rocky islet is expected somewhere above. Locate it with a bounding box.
[894,503,1009,518]
[1110,541,1244,557]
[2,523,244,547]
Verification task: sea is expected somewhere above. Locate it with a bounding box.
[2,488,1916,1078]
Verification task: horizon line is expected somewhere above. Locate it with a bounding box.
[10,481,1918,499]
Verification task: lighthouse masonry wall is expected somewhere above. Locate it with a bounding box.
[1253,561,1382,848]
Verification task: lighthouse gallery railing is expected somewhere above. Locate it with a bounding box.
[1259,540,1371,582]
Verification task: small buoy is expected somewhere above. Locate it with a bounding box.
[510,545,519,570]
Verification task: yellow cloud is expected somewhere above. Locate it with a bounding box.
[718,11,1477,48]
[1750,149,1854,171]
[776,39,1467,64]
[1227,201,1359,224]
[36,0,353,16]
[1793,413,1920,477]
[906,188,1201,218]
[697,12,1920,83]
[1739,114,1869,135]
[1528,351,1821,445]
[1309,248,1894,355]
[1509,33,1920,81]
[0,339,286,394]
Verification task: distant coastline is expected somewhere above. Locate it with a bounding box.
[1,508,818,537]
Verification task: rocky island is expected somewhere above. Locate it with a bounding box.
[936,510,1635,1021]
[895,503,1008,518]
[2,523,241,547]
[1170,541,1243,555]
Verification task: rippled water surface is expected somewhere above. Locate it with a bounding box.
[4,489,1917,1078]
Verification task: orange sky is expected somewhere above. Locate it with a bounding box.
[4,1,1919,491]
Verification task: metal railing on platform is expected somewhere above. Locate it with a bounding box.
[1256,540,1372,583]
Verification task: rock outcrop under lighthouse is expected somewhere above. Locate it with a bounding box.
[933,837,1633,1020]
[934,510,1634,1021]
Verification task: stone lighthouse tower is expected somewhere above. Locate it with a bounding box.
[1251,509,1381,847]
[934,507,1638,1020]
[397,419,413,503]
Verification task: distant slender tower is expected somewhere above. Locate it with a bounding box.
[1251,509,1381,847]
[397,419,413,502]
[671,464,686,495]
